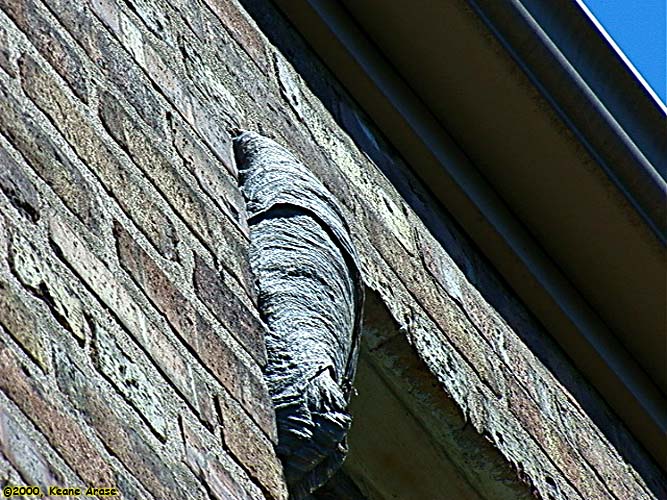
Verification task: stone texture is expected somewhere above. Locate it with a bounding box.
[114,221,275,438]
[0,146,41,223]
[180,416,264,500]
[217,393,288,500]
[0,275,51,372]
[0,0,660,498]
[0,75,102,232]
[53,347,197,500]
[98,91,252,291]
[0,0,91,102]
[17,53,179,261]
[49,216,200,416]
[89,315,170,441]
[0,396,79,489]
[167,112,247,231]
[193,252,265,364]
[0,347,116,488]
[8,225,91,346]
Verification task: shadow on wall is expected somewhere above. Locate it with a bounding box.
[342,290,535,500]
[237,0,664,496]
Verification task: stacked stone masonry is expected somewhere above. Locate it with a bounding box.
[0,0,663,499]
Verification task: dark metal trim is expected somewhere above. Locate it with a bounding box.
[271,0,667,468]
[467,0,667,243]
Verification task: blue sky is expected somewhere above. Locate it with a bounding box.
[582,0,666,104]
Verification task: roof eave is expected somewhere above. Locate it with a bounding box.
[271,0,667,469]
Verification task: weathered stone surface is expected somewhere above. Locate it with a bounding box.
[0,452,23,490]
[0,347,116,488]
[217,392,288,500]
[0,0,90,102]
[18,53,179,260]
[49,216,199,412]
[53,348,197,500]
[167,112,246,230]
[0,0,660,498]
[99,91,251,289]
[202,0,271,74]
[8,226,91,346]
[44,0,167,136]
[0,74,102,232]
[180,416,264,500]
[89,316,169,441]
[0,278,51,372]
[0,146,41,223]
[89,0,239,162]
[114,221,275,438]
[0,21,17,77]
[193,253,265,364]
[0,396,78,488]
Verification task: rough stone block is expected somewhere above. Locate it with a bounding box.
[49,216,200,413]
[193,253,265,365]
[98,91,250,286]
[0,346,116,487]
[0,403,75,488]
[114,222,275,439]
[17,54,179,260]
[0,279,50,371]
[0,75,101,232]
[0,454,22,490]
[53,348,195,499]
[91,0,240,164]
[89,316,169,441]
[202,0,270,74]
[180,416,262,500]
[0,21,17,77]
[8,227,90,346]
[0,146,41,223]
[0,0,90,102]
[167,112,245,229]
[217,393,287,500]
[47,0,167,137]
[505,381,606,500]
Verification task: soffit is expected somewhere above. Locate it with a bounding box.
[340,0,666,397]
[271,0,667,468]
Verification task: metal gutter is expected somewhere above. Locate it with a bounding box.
[271,0,667,470]
[525,0,667,177]
[338,0,666,398]
[467,0,667,244]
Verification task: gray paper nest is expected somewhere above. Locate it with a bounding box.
[234,132,364,498]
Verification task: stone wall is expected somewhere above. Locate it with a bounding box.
[0,0,283,497]
[0,0,663,499]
